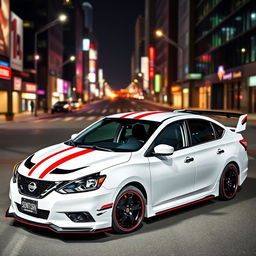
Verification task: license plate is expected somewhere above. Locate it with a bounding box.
[21,198,38,214]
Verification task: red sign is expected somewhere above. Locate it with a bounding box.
[148,46,155,79]
[0,66,11,80]
[13,77,22,90]
[171,85,181,94]
[25,83,37,93]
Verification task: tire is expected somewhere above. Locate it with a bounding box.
[112,186,145,234]
[219,163,239,200]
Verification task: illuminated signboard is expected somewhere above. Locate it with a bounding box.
[154,74,161,93]
[11,12,23,71]
[149,47,155,79]
[82,38,90,51]
[13,76,22,90]
[89,59,96,73]
[171,85,181,94]
[0,65,11,79]
[141,56,149,90]
[0,0,10,57]
[25,83,37,93]
[217,65,242,81]
[186,73,202,80]
[249,76,256,87]
[57,78,64,93]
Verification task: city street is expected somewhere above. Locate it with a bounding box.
[0,98,256,256]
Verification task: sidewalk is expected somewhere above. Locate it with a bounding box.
[0,110,50,123]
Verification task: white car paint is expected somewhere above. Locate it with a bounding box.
[6,111,248,232]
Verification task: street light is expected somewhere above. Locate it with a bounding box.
[34,13,67,116]
[155,29,184,107]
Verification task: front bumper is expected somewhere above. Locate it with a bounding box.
[7,179,115,233]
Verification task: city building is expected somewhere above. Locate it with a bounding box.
[193,0,256,113]
[10,0,67,113]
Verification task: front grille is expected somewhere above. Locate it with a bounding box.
[17,174,56,199]
[16,203,50,220]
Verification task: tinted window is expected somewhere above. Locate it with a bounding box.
[188,119,215,145]
[72,118,160,152]
[212,122,225,138]
[153,122,185,151]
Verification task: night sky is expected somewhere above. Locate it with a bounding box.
[89,0,144,90]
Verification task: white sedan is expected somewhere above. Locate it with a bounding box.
[6,110,248,234]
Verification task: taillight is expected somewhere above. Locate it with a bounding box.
[239,139,247,151]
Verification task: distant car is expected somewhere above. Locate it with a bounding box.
[6,110,248,234]
[51,101,72,114]
[71,100,81,110]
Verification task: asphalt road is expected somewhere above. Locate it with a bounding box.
[0,98,256,256]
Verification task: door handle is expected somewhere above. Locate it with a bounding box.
[184,156,194,163]
[217,148,225,154]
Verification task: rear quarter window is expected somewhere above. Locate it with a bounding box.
[212,122,225,139]
[188,119,215,145]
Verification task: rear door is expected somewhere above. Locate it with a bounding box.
[186,119,226,193]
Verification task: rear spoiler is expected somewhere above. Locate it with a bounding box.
[174,109,247,133]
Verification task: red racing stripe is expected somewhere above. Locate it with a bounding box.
[39,149,94,179]
[28,146,75,176]
[133,111,166,119]
[119,112,138,118]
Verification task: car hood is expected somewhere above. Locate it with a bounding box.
[19,143,131,181]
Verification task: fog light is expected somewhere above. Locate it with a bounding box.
[65,212,95,222]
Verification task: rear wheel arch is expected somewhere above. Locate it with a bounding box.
[226,161,240,175]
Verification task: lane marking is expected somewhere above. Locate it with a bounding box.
[87,116,95,120]
[63,117,73,122]
[102,109,107,113]
[2,232,27,256]
[39,149,94,179]
[28,146,74,176]
[76,116,85,121]
[87,109,94,113]
[117,108,121,113]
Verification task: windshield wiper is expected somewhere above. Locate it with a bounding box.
[65,140,77,147]
[76,144,113,152]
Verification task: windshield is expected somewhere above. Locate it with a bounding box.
[68,118,160,152]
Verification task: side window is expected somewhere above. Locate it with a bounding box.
[154,122,185,151]
[212,122,225,139]
[188,119,215,145]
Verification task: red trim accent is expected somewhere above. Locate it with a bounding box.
[100,203,113,210]
[119,112,138,118]
[133,111,166,119]
[156,196,215,215]
[241,115,247,125]
[239,139,248,151]
[5,216,112,234]
[39,149,94,179]
[28,146,75,176]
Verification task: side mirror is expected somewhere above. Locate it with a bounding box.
[71,133,78,140]
[153,144,174,156]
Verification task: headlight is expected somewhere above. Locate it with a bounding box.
[57,174,106,194]
[63,104,69,109]
[13,162,21,183]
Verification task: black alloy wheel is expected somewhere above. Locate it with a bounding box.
[112,186,145,233]
[219,163,239,200]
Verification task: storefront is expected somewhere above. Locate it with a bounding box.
[21,83,37,112]
[0,64,11,113]
[248,75,256,113]
[171,85,182,108]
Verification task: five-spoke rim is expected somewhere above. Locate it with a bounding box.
[223,167,238,198]
[114,190,144,231]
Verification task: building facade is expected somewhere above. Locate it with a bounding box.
[193,0,256,113]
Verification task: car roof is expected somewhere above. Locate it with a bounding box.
[107,111,206,122]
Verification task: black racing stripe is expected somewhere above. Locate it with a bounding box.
[24,154,35,169]
[50,166,89,174]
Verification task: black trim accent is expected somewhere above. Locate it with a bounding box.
[5,210,111,233]
[174,109,243,118]
[50,166,89,174]
[24,154,35,169]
